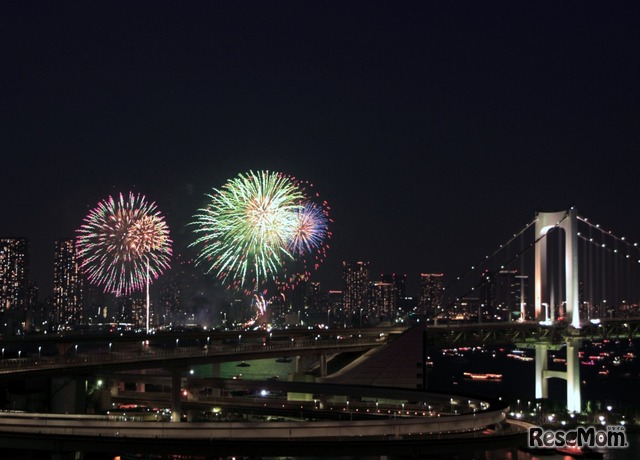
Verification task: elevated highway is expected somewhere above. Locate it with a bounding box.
[0,333,387,379]
[0,383,520,458]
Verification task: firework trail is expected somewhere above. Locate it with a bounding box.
[76,192,172,296]
[253,293,267,317]
[190,170,304,291]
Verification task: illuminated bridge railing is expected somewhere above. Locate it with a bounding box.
[0,336,385,377]
[424,318,640,347]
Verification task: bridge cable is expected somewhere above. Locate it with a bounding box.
[444,217,538,295]
[442,212,569,312]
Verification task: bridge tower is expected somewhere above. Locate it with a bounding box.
[533,336,582,413]
[534,208,580,328]
[532,208,583,413]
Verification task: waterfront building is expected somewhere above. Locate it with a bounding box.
[0,237,32,334]
[342,261,370,323]
[419,273,444,319]
[370,281,397,321]
[382,272,411,312]
[480,269,528,321]
[52,238,84,327]
[0,237,29,313]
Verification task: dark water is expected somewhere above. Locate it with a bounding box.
[426,342,640,414]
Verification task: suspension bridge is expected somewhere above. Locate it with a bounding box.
[438,207,640,413]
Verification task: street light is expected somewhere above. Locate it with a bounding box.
[38,346,41,358]
[109,342,112,353]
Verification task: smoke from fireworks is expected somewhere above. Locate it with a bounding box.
[190,170,331,292]
[76,192,172,296]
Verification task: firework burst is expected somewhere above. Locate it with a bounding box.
[280,178,332,288]
[190,170,305,291]
[288,201,330,257]
[76,192,172,296]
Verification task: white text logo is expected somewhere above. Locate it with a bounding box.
[528,425,628,449]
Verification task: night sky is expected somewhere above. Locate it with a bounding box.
[2,2,640,297]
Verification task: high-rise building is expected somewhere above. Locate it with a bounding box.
[479,269,528,321]
[159,280,181,327]
[283,273,309,314]
[53,239,84,327]
[157,254,190,326]
[0,238,29,313]
[478,269,493,321]
[0,238,31,335]
[326,290,342,326]
[342,261,369,317]
[370,281,397,319]
[381,273,406,299]
[515,275,529,320]
[306,281,321,314]
[130,297,147,329]
[419,273,444,317]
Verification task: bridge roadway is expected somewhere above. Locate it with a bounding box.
[0,326,406,348]
[0,333,387,379]
[425,317,640,347]
[2,318,640,378]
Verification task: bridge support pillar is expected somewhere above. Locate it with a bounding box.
[51,376,86,414]
[294,355,302,373]
[109,380,119,397]
[534,344,548,399]
[211,362,220,378]
[171,368,183,422]
[209,362,221,397]
[320,353,328,377]
[566,338,581,413]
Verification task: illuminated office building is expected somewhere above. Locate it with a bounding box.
[382,272,412,312]
[382,272,406,298]
[53,238,84,327]
[342,261,369,316]
[480,269,527,321]
[419,273,444,317]
[0,238,29,313]
[370,281,397,319]
[307,281,321,314]
[130,297,147,328]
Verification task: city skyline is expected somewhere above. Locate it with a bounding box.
[2,3,640,299]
